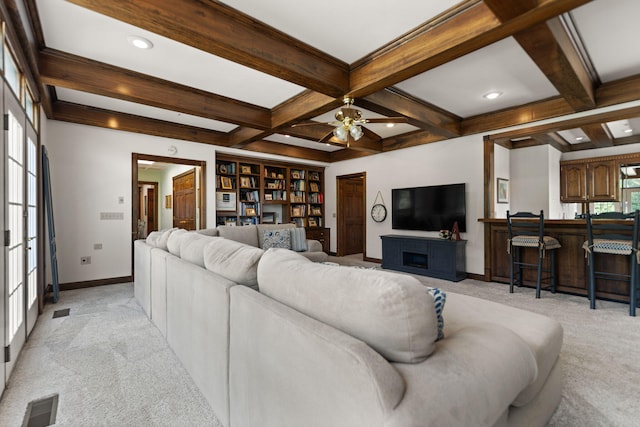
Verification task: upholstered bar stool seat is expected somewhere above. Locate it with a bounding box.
[507,210,561,299]
[583,210,640,316]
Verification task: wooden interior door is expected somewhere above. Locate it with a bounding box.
[146,187,157,232]
[173,168,196,230]
[337,173,365,256]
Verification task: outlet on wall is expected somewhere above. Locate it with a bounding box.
[80,256,91,265]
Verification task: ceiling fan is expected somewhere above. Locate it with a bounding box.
[292,97,407,146]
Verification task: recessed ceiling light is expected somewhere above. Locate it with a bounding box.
[386,123,395,128]
[576,136,584,141]
[624,128,633,134]
[483,91,503,100]
[284,134,290,138]
[127,36,153,49]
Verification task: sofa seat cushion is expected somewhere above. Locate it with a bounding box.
[256,224,295,248]
[258,249,439,363]
[217,225,259,247]
[444,292,563,407]
[204,238,264,288]
[179,233,220,268]
[386,324,537,427]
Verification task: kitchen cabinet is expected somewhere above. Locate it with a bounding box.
[560,158,618,202]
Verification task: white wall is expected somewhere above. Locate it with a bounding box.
[324,134,485,275]
[510,145,550,214]
[43,121,221,284]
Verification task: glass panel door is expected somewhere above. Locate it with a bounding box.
[25,126,37,334]
[5,89,26,378]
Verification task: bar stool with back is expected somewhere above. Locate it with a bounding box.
[583,210,640,316]
[506,210,562,298]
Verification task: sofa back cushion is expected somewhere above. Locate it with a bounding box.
[256,224,295,249]
[257,249,438,363]
[180,233,219,267]
[196,228,219,237]
[146,227,178,250]
[204,238,264,288]
[167,229,188,256]
[217,225,259,247]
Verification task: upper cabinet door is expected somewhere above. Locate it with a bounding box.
[560,163,587,202]
[587,160,618,202]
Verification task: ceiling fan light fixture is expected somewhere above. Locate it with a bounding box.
[333,125,348,141]
[350,125,363,140]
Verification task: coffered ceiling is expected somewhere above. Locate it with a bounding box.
[5,0,640,162]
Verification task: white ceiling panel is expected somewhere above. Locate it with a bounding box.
[219,0,462,63]
[36,0,304,108]
[57,88,239,132]
[394,37,559,118]
[571,0,640,83]
[607,118,640,139]
[558,128,590,144]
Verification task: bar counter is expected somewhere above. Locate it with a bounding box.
[479,218,633,303]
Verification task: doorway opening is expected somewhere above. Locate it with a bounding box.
[336,172,366,258]
[131,153,206,265]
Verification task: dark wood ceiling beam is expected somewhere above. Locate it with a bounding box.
[464,74,640,135]
[596,73,640,106]
[382,130,447,152]
[359,88,461,137]
[271,90,342,129]
[52,101,229,145]
[39,48,271,130]
[329,149,374,162]
[65,0,349,97]
[530,133,571,152]
[513,18,595,110]
[241,140,331,163]
[227,127,266,148]
[349,0,591,97]
[486,104,640,143]
[581,123,613,148]
[483,0,595,110]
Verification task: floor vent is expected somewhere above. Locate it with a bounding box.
[52,309,70,319]
[22,394,58,427]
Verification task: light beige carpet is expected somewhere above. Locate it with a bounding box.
[0,283,221,426]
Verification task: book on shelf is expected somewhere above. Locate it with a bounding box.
[309,182,319,192]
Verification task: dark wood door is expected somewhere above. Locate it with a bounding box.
[560,163,587,202]
[173,168,197,230]
[146,187,157,232]
[337,174,365,256]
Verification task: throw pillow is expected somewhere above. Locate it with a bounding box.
[289,227,307,252]
[426,287,446,340]
[263,229,291,250]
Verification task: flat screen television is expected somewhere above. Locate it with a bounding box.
[392,183,466,232]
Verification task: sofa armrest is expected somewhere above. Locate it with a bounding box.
[306,238,323,252]
[229,285,404,427]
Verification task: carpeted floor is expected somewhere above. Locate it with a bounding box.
[0,283,221,427]
[1,257,638,426]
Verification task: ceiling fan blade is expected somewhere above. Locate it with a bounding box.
[362,117,408,124]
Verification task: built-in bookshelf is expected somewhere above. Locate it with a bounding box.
[215,154,324,228]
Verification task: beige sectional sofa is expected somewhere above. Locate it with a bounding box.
[134,228,563,427]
